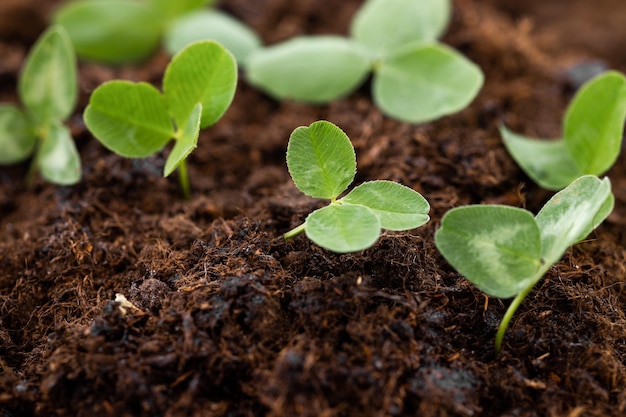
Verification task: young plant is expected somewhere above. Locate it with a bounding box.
[435,175,614,352]
[501,71,626,190]
[0,25,80,185]
[53,0,260,64]
[246,0,483,123]
[284,120,430,253]
[83,41,237,199]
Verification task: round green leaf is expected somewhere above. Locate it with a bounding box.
[149,0,214,21]
[564,71,626,175]
[246,36,372,103]
[435,205,542,298]
[0,105,37,164]
[84,81,174,157]
[164,10,261,64]
[53,0,162,63]
[374,44,484,123]
[38,122,81,185]
[535,175,613,265]
[351,0,451,54]
[287,121,356,199]
[163,41,237,129]
[341,180,430,230]
[18,25,77,123]
[306,204,381,253]
[164,103,202,177]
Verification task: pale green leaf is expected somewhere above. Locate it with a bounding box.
[163,41,237,129]
[500,125,581,190]
[84,81,174,157]
[306,204,380,253]
[287,121,356,199]
[535,176,613,264]
[149,0,214,21]
[564,71,626,175]
[18,25,77,123]
[351,0,451,55]
[373,44,483,123]
[246,36,372,103]
[53,0,162,63]
[341,180,430,230]
[164,103,202,176]
[38,122,81,185]
[0,105,37,164]
[435,205,542,298]
[164,10,261,64]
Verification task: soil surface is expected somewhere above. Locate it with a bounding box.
[1,1,626,416]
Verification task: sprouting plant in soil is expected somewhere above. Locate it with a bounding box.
[246,0,484,123]
[0,25,80,185]
[53,0,260,64]
[501,70,626,190]
[283,120,430,253]
[83,40,237,199]
[435,175,614,352]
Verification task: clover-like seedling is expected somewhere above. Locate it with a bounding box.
[283,120,430,253]
[246,0,484,123]
[53,0,260,64]
[84,41,237,199]
[435,175,614,352]
[0,25,81,185]
[501,71,626,190]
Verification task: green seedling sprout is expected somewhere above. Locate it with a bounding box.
[246,0,484,123]
[0,25,81,185]
[83,41,237,199]
[435,175,614,352]
[284,120,430,253]
[53,0,260,64]
[501,71,626,190]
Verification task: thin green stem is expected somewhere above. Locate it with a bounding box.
[178,159,191,200]
[495,285,533,353]
[284,223,306,240]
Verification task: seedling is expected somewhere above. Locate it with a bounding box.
[435,175,614,352]
[83,41,237,199]
[53,0,260,64]
[283,120,430,252]
[501,71,626,190]
[246,0,483,123]
[0,25,80,185]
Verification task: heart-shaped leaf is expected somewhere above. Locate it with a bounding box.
[163,41,237,129]
[287,120,356,199]
[0,105,37,164]
[84,81,174,157]
[38,122,81,185]
[341,180,430,230]
[306,204,381,253]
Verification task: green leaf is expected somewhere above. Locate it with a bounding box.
[535,176,613,264]
[84,81,174,157]
[341,180,430,230]
[373,44,484,123]
[18,25,77,123]
[149,0,213,21]
[351,0,451,55]
[0,105,37,164]
[305,204,381,253]
[38,122,81,185]
[563,71,626,175]
[246,36,372,103]
[163,41,237,129]
[53,0,162,63]
[164,10,261,64]
[164,103,202,176]
[500,126,581,190]
[435,205,542,298]
[287,120,356,199]
[501,71,626,190]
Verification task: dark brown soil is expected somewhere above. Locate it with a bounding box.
[1,1,626,416]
